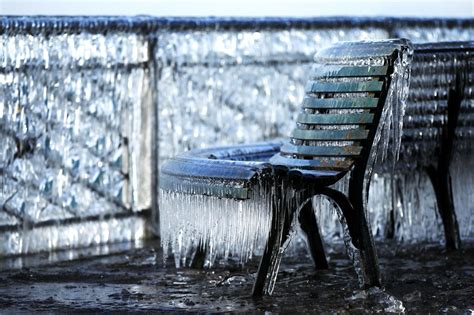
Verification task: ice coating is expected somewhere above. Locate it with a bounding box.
[159,184,273,267]
[0,215,147,256]
[159,40,413,272]
[314,39,414,166]
[0,27,154,255]
[399,43,474,166]
[0,17,472,258]
[159,38,474,271]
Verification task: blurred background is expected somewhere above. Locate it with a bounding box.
[1,0,472,17]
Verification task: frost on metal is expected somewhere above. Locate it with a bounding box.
[0,28,154,256]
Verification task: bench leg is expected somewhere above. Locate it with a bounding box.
[355,204,381,288]
[318,186,380,288]
[350,193,380,288]
[252,206,283,297]
[298,198,329,270]
[424,79,463,250]
[348,182,381,288]
[190,242,207,269]
[426,166,461,250]
[252,186,298,297]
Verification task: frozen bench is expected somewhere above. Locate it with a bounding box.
[394,42,473,249]
[160,39,411,295]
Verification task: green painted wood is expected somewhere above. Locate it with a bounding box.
[271,154,354,170]
[297,113,374,125]
[292,128,369,140]
[305,80,383,93]
[302,97,379,109]
[280,143,363,157]
[312,65,388,78]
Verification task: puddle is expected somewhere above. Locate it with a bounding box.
[0,239,472,313]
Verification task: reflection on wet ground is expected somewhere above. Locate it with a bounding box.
[0,239,472,313]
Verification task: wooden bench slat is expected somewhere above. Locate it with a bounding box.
[312,65,389,78]
[305,81,383,93]
[302,97,379,109]
[281,143,363,157]
[292,128,369,140]
[271,154,353,170]
[297,113,374,125]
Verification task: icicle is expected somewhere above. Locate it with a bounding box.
[159,183,273,267]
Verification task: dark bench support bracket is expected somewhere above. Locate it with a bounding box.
[298,199,329,270]
[425,74,464,250]
[251,176,382,296]
[252,176,338,296]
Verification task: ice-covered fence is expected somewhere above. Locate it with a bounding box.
[0,17,156,256]
[0,17,473,256]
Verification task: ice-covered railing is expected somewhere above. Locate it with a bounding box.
[0,16,472,257]
[0,17,155,256]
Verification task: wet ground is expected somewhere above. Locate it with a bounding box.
[0,239,472,313]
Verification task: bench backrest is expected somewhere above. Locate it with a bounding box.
[270,40,411,173]
[400,41,473,165]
